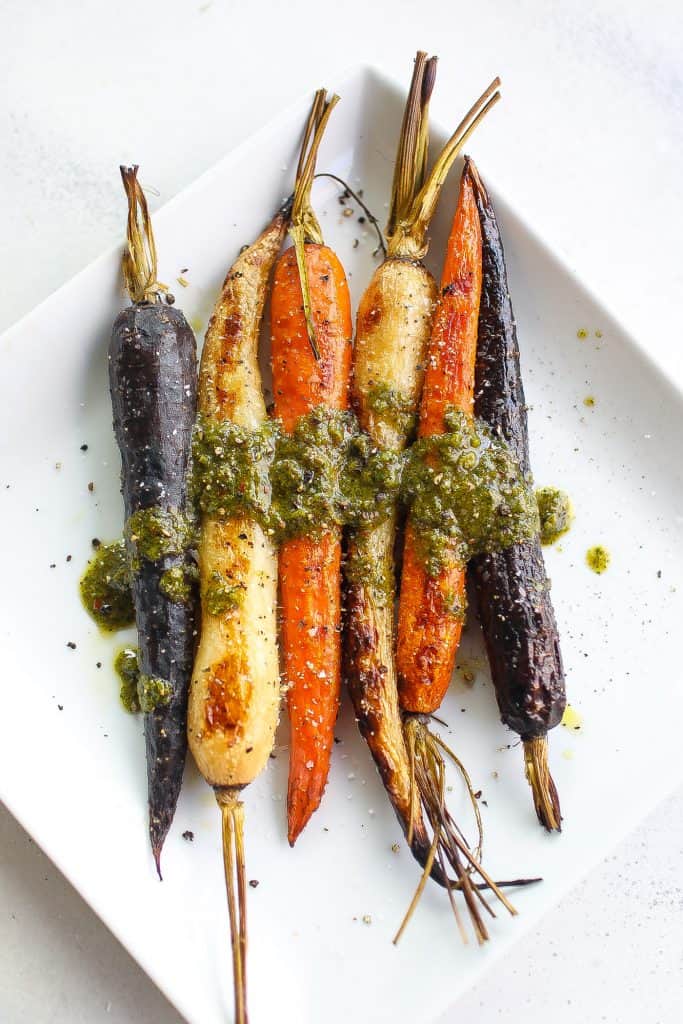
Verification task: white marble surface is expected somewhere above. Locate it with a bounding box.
[2,0,682,1021]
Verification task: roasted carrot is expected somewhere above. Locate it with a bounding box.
[188,201,289,1024]
[109,167,198,875]
[392,160,517,943]
[270,91,353,845]
[346,53,438,881]
[346,54,506,934]
[467,159,565,830]
[397,160,482,715]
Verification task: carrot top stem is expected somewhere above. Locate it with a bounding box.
[216,788,248,1024]
[290,89,340,360]
[387,76,501,259]
[386,51,437,241]
[416,56,438,191]
[523,736,562,832]
[119,165,165,304]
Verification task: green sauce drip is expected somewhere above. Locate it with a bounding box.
[366,384,417,437]
[402,409,539,575]
[114,647,140,713]
[536,487,573,546]
[586,545,610,574]
[159,565,194,604]
[80,541,134,631]
[137,673,173,713]
[113,647,171,713]
[125,507,194,564]
[204,570,244,615]
[192,417,276,522]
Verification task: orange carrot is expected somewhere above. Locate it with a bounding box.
[397,161,482,712]
[270,93,352,845]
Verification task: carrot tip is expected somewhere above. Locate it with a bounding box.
[152,843,163,881]
[286,788,322,847]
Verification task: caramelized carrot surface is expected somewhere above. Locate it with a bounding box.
[397,163,482,714]
[271,242,352,845]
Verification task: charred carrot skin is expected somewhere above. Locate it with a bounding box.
[110,303,197,869]
[345,257,439,874]
[110,167,198,872]
[271,243,352,845]
[467,160,565,830]
[188,206,289,1024]
[189,207,288,791]
[397,164,482,714]
[345,65,503,901]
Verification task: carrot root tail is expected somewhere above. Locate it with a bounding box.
[523,736,562,832]
[394,716,518,946]
[216,788,249,1024]
[287,774,325,847]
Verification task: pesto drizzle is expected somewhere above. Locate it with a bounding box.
[113,647,173,714]
[401,408,539,575]
[159,564,196,604]
[137,673,173,713]
[192,416,276,522]
[193,408,402,542]
[536,487,573,546]
[80,541,135,631]
[88,407,542,655]
[204,570,244,615]
[365,384,417,437]
[125,506,195,565]
[114,646,140,713]
[269,408,402,540]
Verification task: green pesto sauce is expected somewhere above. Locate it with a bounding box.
[192,416,276,522]
[114,646,140,714]
[159,565,194,604]
[344,534,395,605]
[586,545,610,574]
[80,540,134,631]
[204,570,243,615]
[137,673,172,713]
[365,384,417,437]
[125,506,194,564]
[270,408,402,541]
[441,586,468,621]
[113,647,171,713]
[536,487,573,546]
[193,408,402,542]
[269,409,350,539]
[401,409,539,576]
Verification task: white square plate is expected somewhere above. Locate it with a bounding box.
[1,65,682,1024]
